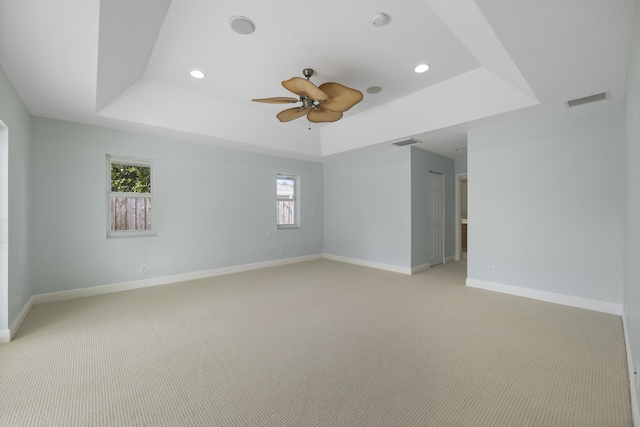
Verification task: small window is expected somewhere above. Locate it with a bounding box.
[107,156,155,238]
[277,174,298,228]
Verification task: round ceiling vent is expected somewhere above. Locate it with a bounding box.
[230,16,255,35]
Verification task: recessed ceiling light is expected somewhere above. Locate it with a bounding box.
[230,16,255,35]
[190,70,205,79]
[414,64,430,73]
[366,86,382,94]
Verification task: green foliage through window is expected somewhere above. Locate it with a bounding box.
[111,164,151,193]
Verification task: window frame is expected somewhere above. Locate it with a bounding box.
[107,155,156,238]
[276,173,300,229]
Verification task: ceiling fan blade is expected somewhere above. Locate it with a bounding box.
[307,108,343,123]
[318,82,364,112]
[282,77,328,100]
[276,107,309,122]
[252,97,299,104]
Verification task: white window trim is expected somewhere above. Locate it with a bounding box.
[276,173,300,229]
[107,155,156,238]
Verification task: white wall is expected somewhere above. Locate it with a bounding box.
[468,101,625,305]
[324,147,412,269]
[623,0,640,419]
[29,117,324,294]
[0,66,32,334]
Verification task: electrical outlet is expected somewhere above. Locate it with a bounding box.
[279,248,284,255]
[488,266,495,276]
[266,228,272,236]
[140,265,147,274]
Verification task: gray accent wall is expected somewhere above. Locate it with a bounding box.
[324,147,412,268]
[411,146,455,267]
[454,157,467,174]
[30,117,324,294]
[0,66,32,331]
[468,100,625,304]
[323,146,454,270]
[624,0,640,416]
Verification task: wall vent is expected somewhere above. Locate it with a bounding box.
[565,92,609,108]
[390,137,422,147]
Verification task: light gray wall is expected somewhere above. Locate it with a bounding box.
[30,117,324,294]
[324,147,412,268]
[0,66,32,331]
[468,101,625,304]
[454,157,468,174]
[624,0,640,416]
[411,146,455,267]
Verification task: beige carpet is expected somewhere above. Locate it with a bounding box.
[0,260,632,426]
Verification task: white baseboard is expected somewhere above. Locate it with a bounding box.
[0,255,429,343]
[33,254,323,305]
[623,314,640,427]
[444,255,456,264]
[411,263,430,274]
[466,278,623,316]
[0,255,323,342]
[0,329,9,344]
[6,296,35,342]
[323,254,413,275]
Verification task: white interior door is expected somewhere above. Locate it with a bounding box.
[428,171,444,266]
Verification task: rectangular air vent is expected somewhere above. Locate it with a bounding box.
[566,92,609,108]
[390,137,421,147]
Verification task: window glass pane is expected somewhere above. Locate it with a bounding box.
[111,163,151,193]
[277,200,295,225]
[110,196,152,231]
[276,177,295,200]
[108,156,154,237]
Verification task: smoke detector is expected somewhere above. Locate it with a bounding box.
[372,13,389,27]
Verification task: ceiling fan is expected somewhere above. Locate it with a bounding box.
[252,68,363,123]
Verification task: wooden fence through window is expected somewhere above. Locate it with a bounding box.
[277,200,295,225]
[111,196,152,231]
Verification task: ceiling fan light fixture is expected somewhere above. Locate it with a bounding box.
[414,64,430,73]
[230,16,255,35]
[190,70,205,79]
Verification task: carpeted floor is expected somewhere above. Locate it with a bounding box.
[0,260,632,426]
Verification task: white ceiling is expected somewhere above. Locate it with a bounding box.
[0,0,635,161]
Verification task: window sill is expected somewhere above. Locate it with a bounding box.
[277,225,300,230]
[107,230,157,238]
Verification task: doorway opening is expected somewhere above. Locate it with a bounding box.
[0,120,8,338]
[428,171,444,266]
[455,173,468,261]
